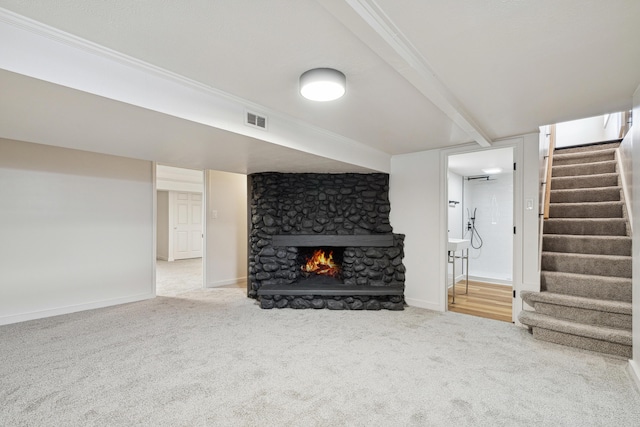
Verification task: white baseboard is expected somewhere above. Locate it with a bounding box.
[404,297,442,312]
[628,360,640,394]
[207,276,247,288]
[446,274,465,287]
[469,275,512,286]
[0,292,155,326]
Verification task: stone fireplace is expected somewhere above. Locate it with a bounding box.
[248,172,405,310]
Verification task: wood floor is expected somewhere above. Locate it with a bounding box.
[448,280,513,323]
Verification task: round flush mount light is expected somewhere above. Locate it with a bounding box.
[300,68,346,102]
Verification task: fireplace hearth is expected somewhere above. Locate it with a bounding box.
[248,172,405,310]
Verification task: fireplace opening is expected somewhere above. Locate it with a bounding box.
[297,247,344,285]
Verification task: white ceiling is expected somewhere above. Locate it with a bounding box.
[0,0,638,174]
[0,69,375,174]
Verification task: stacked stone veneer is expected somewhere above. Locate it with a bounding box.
[248,172,406,310]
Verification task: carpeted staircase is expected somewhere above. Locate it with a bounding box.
[519,141,632,358]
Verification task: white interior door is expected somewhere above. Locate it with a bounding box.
[173,191,203,260]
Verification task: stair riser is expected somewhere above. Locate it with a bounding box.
[552,161,616,177]
[550,188,621,203]
[541,254,631,278]
[541,272,631,302]
[531,327,631,358]
[542,236,631,256]
[553,152,615,166]
[543,220,627,236]
[533,302,631,329]
[551,174,618,189]
[548,203,623,218]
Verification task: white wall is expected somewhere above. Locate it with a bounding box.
[555,114,621,148]
[156,165,204,193]
[156,190,169,260]
[447,171,464,284]
[0,139,154,325]
[205,170,247,287]
[390,134,539,319]
[447,172,464,239]
[390,150,444,311]
[521,133,541,294]
[630,85,640,387]
[464,172,513,283]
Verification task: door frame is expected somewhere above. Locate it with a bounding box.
[152,162,207,295]
[152,162,157,296]
[441,138,523,323]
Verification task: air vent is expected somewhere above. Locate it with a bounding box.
[245,111,267,130]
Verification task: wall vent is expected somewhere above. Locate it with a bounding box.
[245,111,267,130]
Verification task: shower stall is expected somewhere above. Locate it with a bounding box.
[447,148,514,285]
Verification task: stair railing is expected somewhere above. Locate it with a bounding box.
[619,110,632,139]
[543,125,556,219]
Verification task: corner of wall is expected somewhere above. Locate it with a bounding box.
[628,360,640,394]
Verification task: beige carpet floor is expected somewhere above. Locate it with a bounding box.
[1,287,639,426]
[156,258,204,296]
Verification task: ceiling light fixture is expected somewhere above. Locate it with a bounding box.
[482,167,502,174]
[300,68,346,102]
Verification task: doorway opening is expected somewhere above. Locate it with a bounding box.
[446,147,514,322]
[155,165,205,296]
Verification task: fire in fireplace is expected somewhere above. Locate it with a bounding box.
[298,247,344,284]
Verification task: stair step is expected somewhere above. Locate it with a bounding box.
[541,252,631,278]
[533,328,631,358]
[552,149,616,166]
[543,218,627,236]
[551,173,618,190]
[542,235,631,256]
[521,291,631,329]
[518,311,632,358]
[521,291,631,314]
[531,303,631,330]
[554,141,620,155]
[548,201,624,218]
[527,140,631,359]
[541,271,631,302]
[550,187,621,203]
[552,160,616,177]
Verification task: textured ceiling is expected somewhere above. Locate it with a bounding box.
[0,0,639,173]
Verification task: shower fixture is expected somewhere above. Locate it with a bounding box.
[467,175,495,181]
[465,208,484,249]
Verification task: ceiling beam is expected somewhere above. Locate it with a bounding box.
[0,7,391,173]
[318,0,492,147]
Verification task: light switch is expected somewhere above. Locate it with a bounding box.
[525,198,534,210]
[211,210,218,219]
